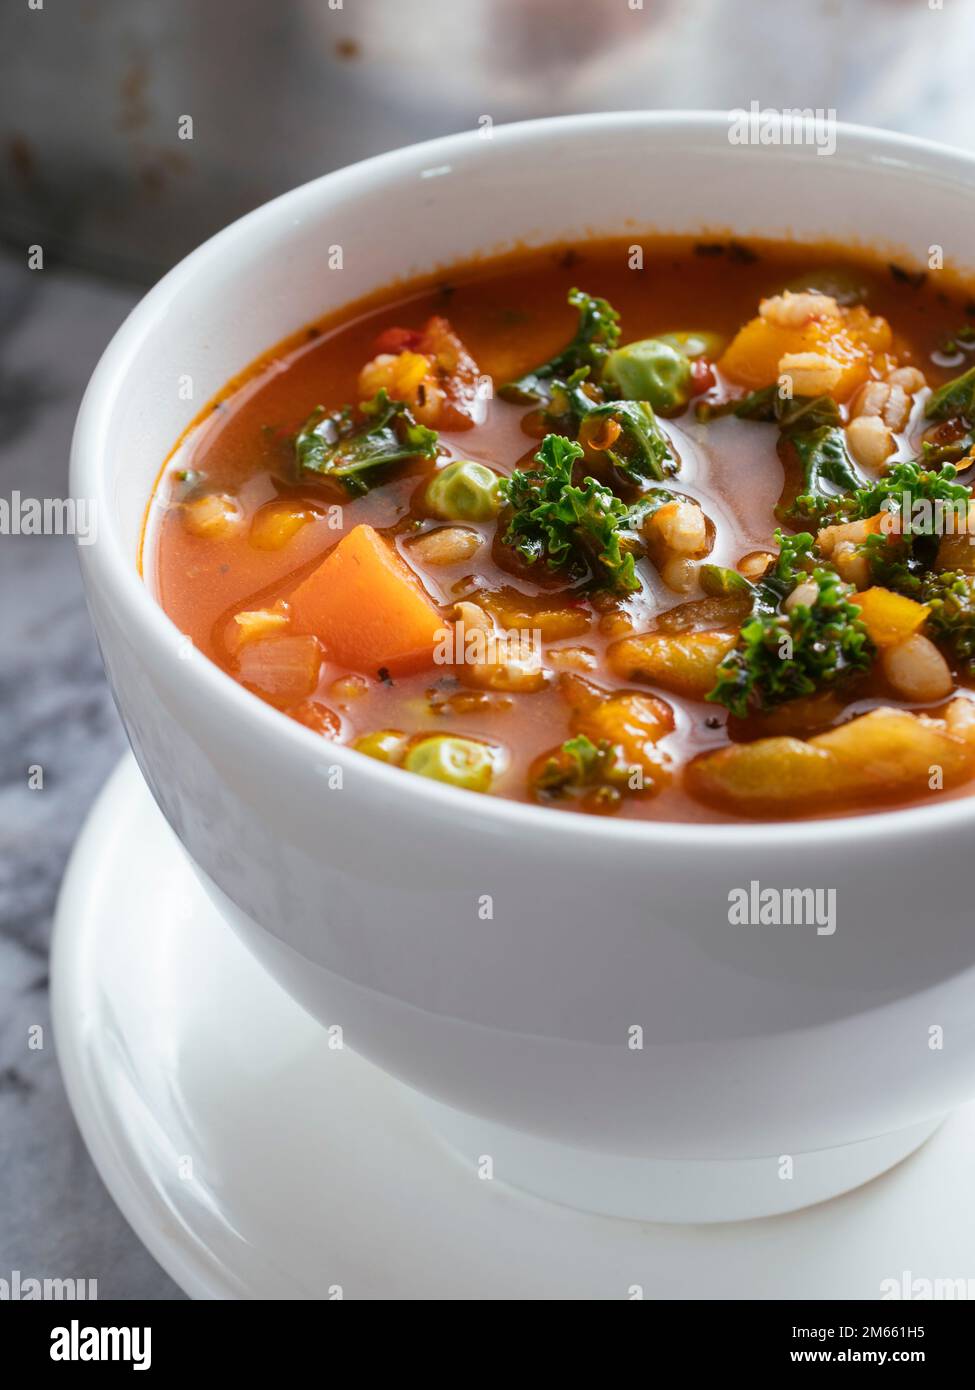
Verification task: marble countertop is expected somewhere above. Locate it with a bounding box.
[0,250,183,1298]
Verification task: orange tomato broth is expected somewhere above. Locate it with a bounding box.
[142,236,975,822]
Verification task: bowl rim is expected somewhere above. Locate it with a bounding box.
[72,108,975,849]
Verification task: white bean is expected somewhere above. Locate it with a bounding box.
[759,291,838,327]
[784,580,820,614]
[882,634,954,703]
[846,414,894,471]
[778,352,843,397]
[650,500,707,556]
[660,556,698,592]
[885,365,926,394]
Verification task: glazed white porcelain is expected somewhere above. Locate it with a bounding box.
[49,756,975,1294]
[71,114,975,1218]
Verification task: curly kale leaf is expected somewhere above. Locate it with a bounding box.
[706,530,873,717]
[823,461,974,591]
[920,434,975,467]
[851,460,971,533]
[498,289,621,404]
[498,433,640,593]
[921,571,975,675]
[544,371,678,486]
[295,389,438,493]
[855,532,923,595]
[695,384,861,526]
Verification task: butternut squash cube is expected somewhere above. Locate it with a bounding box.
[719,303,891,402]
[687,736,857,809]
[687,706,975,814]
[812,707,974,791]
[851,587,930,648]
[609,629,738,698]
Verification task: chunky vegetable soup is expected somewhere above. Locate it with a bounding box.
[145,238,975,821]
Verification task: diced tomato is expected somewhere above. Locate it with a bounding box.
[363,318,481,430]
[416,316,481,430]
[290,699,342,738]
[373,326,423,355]
[690,358,716,394]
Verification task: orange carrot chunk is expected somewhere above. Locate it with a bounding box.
[288,523,445,676]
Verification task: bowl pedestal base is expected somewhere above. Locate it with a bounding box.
[53,757,971,1295]
[412,1093,943,1224]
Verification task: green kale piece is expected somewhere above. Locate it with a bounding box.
[699,564,755,598]
[921,571,975,675]
[498,433,640,593]
[706,531,873,717]
[295,389,438,493]
[925,363,975,422]
[778,426,864,527]
[696,386,840,430]
[851,460,971,534]
[696,386,862,526]
[498,289,621,404]
[855,532,923,596]
[546,370,678,486]
[530,733,636,812]
[533,735,610,794]
[921,362,975,463]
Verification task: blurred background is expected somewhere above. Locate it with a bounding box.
[2,0,975,1301]
[5,0,975,281]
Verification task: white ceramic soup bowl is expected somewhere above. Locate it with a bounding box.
[72,113,975,1222]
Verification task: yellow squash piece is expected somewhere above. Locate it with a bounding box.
[687,706,975,814]
[609,629,738,698]
[574,691,674,768]
[852,587,930,648]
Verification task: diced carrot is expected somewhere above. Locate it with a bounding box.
[851,587,930,648]
[288,524,445,676]
[574,691,675,758]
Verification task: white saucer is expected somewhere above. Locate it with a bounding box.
[52,756,975,1299]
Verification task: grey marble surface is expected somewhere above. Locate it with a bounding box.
[0,250,183,1298]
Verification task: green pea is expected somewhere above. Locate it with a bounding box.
[353,730,409,764]
[656,330,725,361]
[602,338,693,414]
[425,460,500,521]
[781,268,868,306]
[403,735,494,792]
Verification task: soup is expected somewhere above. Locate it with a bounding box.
[144,237,975,821]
